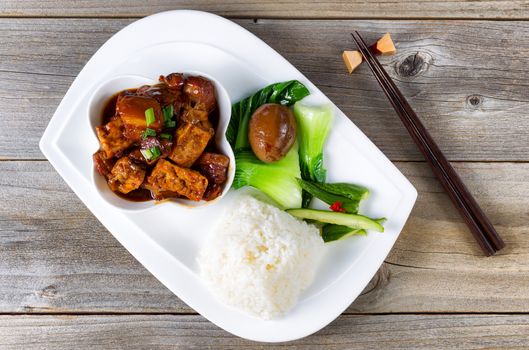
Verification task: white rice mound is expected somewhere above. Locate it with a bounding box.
[198,195,324,319]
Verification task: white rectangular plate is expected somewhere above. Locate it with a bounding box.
[40,10,417,342]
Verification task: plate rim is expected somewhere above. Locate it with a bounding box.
[39,10,417,342]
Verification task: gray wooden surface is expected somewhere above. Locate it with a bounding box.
[1,1,529,348]
[3,19,529,161]
[1,314,529,349]
[2,0,529,19]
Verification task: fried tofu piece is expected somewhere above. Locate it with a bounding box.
[116,95,163,142]
[95,117,134,158]
[181,106,212,130]
[169,123,213,167]
[107,156,146,194]
[181,106,209,124]
[145,159,208,201]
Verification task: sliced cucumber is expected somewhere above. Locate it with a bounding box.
[287,208,384,232]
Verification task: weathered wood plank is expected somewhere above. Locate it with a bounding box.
[0,161,182,313]
[2,0,529,19]
[353,161,529,313]
[1,161,528,313]
[1,314,529,349]
[1,19,529,160]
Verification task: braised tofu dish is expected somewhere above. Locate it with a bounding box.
[93,73,230,202]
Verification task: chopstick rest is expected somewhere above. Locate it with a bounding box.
[342,33,396,74]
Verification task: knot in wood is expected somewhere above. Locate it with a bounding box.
[396,52,430,78]
[467,95,483,108]
[36,285,58,298]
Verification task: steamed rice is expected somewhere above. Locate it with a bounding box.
[198,195,324,319]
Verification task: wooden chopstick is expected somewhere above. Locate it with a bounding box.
[351,31,505,256]
[351,33,500,254]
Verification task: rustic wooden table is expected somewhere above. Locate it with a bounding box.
[1,1,529,348]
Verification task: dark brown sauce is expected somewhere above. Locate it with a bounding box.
[114,188,152,202]
[209,106,220,131]
[101,93,118,124]
[101,89,137,124]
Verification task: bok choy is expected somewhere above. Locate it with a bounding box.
[293,102,334,207]
[227,80,310,151]
[321,224,366,243]
[226,80,310,208]
[233,143,302,209]
[297,178,359,214]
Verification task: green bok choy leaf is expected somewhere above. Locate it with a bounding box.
[226,80,309,209]
[227,80,310,151]
[293,102,334,207]
[296,178,359,214]
[321,224,367,243]
[233,143,302,209]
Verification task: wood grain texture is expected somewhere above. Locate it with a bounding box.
[1,19,529,161]
[1,161,528,314]
[354,161,529,313]
[1,0,529,19]
[1,5,529,343]
[0,161,182,313]
[1,314,529,349]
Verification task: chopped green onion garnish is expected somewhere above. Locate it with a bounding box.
[140,146,161,161]
[140,148,153,160]
[149,146,161,159]
[160,133,172,140]
[165,120,176,128]
[145,107,155,126]
[142,128,157,139]
[163,105,174,122]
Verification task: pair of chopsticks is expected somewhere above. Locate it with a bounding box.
[351,31,505,256]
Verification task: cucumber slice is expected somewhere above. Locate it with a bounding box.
[286,208,384,232]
